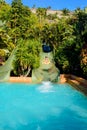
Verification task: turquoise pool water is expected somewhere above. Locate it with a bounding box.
[0,82,87,130]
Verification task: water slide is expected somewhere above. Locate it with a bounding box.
[32,45,60,83]
[0,44,60,83]
[0,47,17,82]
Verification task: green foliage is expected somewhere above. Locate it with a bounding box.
[6,0,31,43]
[0,1,10,21]
[0,1,87,78]
[81,63,87,77]
[0,20,15,53]
[0,49,6,57]
[13,39,42,76]
[36,7,47,19]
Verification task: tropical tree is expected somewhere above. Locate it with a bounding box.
[80,43,87,78]
[0,0,10,21]
[6,0,31,44]
[36,7,47,23]
[73,8,87,78]
[0,0,87,78]
[13,39,42,76]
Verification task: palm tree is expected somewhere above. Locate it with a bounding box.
[36,7,47,23]
[13,39,42,76]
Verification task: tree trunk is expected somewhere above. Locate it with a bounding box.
[24,66,31,77]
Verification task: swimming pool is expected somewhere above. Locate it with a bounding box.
[0,82,87,130]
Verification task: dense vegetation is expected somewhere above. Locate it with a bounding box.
[0,0,87,79]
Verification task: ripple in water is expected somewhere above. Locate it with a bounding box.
[0,83,87,130]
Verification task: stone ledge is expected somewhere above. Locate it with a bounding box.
[68,75,87,87]
[9,75,67,84]
[9,75,87,88]
[9,77,32,83]
[65,74,87,95]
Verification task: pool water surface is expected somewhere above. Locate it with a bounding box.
[0,82,87,130]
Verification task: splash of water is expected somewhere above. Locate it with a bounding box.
[38,81,54,93]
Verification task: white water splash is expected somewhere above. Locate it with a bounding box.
[38,81,54,93]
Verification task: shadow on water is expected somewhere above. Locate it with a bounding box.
[3,108,87,130]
